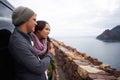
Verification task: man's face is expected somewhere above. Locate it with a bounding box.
[26,14,37,33]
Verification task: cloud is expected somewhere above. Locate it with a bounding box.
[8,0,120,37]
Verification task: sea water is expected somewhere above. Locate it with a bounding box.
[55,36,120,70]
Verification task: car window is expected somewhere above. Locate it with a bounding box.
[0,1,14,32]
[0,3,12,18]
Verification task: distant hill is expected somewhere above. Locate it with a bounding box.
[96,25,120,42]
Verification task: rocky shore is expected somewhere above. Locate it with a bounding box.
[52,39,120,80]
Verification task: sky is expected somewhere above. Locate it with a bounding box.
[8,0,120,38]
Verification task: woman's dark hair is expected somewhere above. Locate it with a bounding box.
[34,21,48,33]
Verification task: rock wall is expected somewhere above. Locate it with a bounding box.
[52,39,120,80]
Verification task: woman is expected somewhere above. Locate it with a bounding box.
[30,21,59,80]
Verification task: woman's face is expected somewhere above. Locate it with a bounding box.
[38,24,50,39]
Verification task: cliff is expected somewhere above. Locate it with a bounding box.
[97,25,120,42]
[52,39,120,80]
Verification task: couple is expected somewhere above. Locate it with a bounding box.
[9,6,59,80]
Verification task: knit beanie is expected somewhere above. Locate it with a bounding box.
[12,6,35,26]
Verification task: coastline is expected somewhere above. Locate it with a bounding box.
[54,36,120,70]
[52,38,120,80]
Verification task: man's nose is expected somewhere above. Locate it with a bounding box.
[35,21,37,26]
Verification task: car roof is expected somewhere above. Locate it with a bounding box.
[0,0,14,11]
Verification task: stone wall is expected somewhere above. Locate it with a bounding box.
[52,39,120,80]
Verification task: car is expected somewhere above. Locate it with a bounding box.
[0,0,15,80]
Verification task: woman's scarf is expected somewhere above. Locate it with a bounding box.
[30,32,47,55]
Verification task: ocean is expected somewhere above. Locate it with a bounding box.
[55,36,120,70]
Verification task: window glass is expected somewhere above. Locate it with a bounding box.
[0,2,14,32]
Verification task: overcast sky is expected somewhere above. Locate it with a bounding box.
[9,0,120,37]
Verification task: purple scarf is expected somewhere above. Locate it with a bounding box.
[30,32,47,55]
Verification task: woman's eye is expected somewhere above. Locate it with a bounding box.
[46,28,50,31]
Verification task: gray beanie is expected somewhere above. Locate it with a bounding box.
[12,6,35,26]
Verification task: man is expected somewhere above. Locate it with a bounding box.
[9,6,55,80]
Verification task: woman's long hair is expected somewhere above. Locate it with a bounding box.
[34,20,52,52]
[34,20,48,34]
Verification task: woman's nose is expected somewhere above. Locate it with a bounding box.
[48,31,50,34]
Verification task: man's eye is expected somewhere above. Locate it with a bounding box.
[33,19,36,21]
